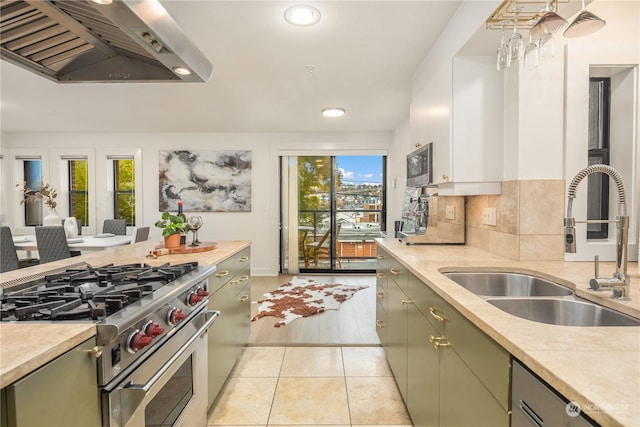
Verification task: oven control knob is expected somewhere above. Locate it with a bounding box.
[197,288,209,297]
[188,292,205,306]
[127,330,152,354]
[145,322,165,337]
[168,308,186,326]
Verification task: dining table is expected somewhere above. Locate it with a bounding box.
[13,233,132,254]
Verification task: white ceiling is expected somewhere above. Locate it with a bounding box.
[0,1,465,134]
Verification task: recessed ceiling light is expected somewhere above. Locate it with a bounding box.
[284,5,321,27]
[322,107,346,118]
[173,67,192,76]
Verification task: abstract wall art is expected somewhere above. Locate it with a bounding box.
[159,150,252,212]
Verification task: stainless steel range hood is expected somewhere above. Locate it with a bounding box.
[0,0,212,83]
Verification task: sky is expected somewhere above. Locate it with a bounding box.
[336,156,383,185]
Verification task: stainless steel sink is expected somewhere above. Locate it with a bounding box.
[487,298,640,327]
[443,272,573,297]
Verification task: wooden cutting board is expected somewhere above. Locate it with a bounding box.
[154,241,218,254]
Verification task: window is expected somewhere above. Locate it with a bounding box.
[68,159,89,226]
[587,77,610,239]
[114,159,135,226]
[22,159,43,226]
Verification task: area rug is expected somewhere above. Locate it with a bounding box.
[251,277,368,327]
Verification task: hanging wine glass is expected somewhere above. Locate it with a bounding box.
[539,30,554,60]
[563,0,606,38]
[508,10,524,63]
[188,216,203,246]
[523,29,540,70]
[531,0,568,39]
[496,21,511,71]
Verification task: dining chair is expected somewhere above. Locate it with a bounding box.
[306,224,342,268]
[35,226,71,264]
[0,226,20,273]
[103,219,126,235]
[132,226,150,243]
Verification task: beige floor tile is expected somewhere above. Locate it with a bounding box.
[342,346,391,377]
[208,377,277,426]
[280,347,345,377]
[232,347,286,378]
[269,377,351,425]
[346,377,412,425]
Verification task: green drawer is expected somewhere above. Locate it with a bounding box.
[208,256,235,294]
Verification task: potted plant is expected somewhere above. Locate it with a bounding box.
[17,179,60,226]
[154,211,190,249]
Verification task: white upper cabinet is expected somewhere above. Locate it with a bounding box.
[409,1,503,195]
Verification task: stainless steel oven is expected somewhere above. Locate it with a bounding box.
[102,309,218,427]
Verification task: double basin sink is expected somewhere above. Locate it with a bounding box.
[443,272,640,327]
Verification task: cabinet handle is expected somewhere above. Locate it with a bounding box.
[442,174,449,181]
[390,268,401,275]
[376,320,385,328]
[429,336,450,350]
[429,307,448,323]
[377,255,385,260]
[230,279,240,285]
[239,275,249,282]
[216,270,230,278]
[377,292,385,299]
[401,299,413,305]
[376,273,385,279]
[238,256,249,262]
[239,295,249,302]
[87,346,103,358]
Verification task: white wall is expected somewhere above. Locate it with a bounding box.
[1,131,394,276]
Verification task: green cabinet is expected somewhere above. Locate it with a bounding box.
[1,338,101,427]
[207,246,251,409]
[376,244,510,427]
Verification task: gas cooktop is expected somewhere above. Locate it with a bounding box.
[0,262,199,322]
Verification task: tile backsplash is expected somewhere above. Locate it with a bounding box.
[465,180,565,261]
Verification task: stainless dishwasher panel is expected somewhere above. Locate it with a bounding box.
[512,360,598,427]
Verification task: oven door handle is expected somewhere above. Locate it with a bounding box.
[120,310,219,424]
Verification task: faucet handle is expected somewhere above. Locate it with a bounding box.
[594,255,599,279]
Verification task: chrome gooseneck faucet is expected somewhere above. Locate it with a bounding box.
[564,164,630,300]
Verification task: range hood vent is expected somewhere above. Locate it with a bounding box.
[0,0,212,83]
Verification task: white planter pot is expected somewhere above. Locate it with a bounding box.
[43,209,62,227]
[64,216,78,238]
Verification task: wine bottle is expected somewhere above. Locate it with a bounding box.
[177,201,187,245]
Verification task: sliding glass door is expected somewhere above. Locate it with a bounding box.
[280,154,385,273]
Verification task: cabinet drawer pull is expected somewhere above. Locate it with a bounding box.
[390,268,401,275]
[376,273,386,279]
[239,275,249,282]
[401,299,413,305]
[239,295,249,302]
[238,256,249,262]
[88,346,103,358]
[377,292,385,299]
[216,270,230,278]
[429,335,450,350]
[377,255,385,260]
[376,320,385,328]
[230,279,240,285]
[429,307,448,323]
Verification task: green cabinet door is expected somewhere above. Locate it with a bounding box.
[407,304,440,427]
[439,347,510,427]
[386,279,409,400]
[2,338,101,427]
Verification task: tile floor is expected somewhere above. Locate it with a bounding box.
[207,346,412,426]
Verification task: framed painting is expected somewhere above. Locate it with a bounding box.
[159,150,252,212]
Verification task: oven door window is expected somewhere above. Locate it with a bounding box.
[145,356,194,426]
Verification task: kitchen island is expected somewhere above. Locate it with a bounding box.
[0,239,250,389]
[376,237,639,427]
